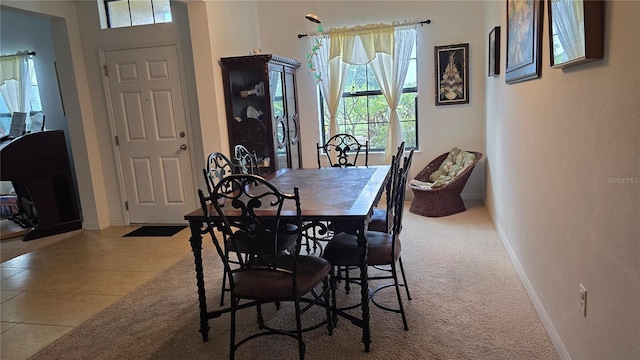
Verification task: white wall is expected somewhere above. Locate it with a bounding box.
[256,1,487,199]
[1,1,111,230]
[0,9,72,195]
[484,1,640,359]
[0,10,66,136]
[186,0,261,172]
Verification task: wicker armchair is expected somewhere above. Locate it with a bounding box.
[409,150,482,217]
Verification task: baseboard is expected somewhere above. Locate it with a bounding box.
[461,192,483,200]
[492,220,571,360]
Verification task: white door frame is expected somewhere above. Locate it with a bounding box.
[99,41,198,225]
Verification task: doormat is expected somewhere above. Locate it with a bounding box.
[123,225,187,237]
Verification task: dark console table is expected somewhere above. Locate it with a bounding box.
[1,130,82,240]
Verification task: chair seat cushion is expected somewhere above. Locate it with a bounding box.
[412,148,477,190]
[233,255,331,299]
[323,231,400,267]
[368,208,389,232]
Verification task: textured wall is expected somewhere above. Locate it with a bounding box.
[485,1,640,359]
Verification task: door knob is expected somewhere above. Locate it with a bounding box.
[180,144,187,150]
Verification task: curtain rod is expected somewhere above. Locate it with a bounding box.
[0,51,36,58]
[297,19,430,39]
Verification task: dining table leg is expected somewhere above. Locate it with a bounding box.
[188,220,210,341]
[357,222,371,352]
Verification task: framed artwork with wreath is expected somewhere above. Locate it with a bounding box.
[434,43,469,106]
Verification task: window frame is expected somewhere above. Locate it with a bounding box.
[103,0,172,29]
[319,44,419,152]
[0,57,43,134]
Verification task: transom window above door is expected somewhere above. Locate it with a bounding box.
[98,0,172,29]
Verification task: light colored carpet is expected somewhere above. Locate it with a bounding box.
[29,202,559,359]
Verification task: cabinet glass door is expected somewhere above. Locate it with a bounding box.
[284,70,300,169]
[270,69,289,169]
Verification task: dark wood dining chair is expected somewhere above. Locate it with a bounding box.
[322,149,414,330]
[202,151,240,306]
[233,144,260,175]
[336,141,405,293]
[316,133,368,168]
[368,141,405,233]
[203,152,234,196]
[197,174,333,359]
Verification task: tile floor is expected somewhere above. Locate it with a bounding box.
[0,226,197,360]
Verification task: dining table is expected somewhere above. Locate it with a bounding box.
[183,165,390,352]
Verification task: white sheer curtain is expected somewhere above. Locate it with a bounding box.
[369,21,416,162]
[0,52,33,194]
[310,21,417,162]
[310,35,350,138]
[551,0,585,60]
[0,53,32,116]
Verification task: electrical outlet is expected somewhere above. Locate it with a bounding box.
[579,284,587,317]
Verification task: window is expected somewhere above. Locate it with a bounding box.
[320,41,418,151]
[0,57,42,135]
[102,0,172,29]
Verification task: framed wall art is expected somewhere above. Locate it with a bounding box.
[489,26,501,76]
[505,0,544,84]
[548,0,604,68]
[434,43,469,106]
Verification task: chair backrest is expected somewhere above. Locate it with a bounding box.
[197,174,303,294]
[203,152,234,195]
[392,149,414,237]
[384,141,406,208]
[316,133,368,168]
[233,144,260,175]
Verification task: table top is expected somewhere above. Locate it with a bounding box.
[184,165,390,221]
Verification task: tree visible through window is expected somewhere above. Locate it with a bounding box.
[320,41,418,151]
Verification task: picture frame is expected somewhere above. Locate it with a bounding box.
[489,26,501,76]
[434,43,469,106]
[548,0,604,69]
[505,0,544,84]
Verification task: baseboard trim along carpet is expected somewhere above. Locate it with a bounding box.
[123,225,187,237]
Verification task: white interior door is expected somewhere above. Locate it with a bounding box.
[105,44,195,224]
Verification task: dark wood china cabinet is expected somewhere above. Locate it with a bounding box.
[220,54,302,175]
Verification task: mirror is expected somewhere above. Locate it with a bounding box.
[548,0,604,68]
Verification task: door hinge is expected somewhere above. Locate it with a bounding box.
[115,135,119,146]
[125,201,129,211]
[103,64,108,76]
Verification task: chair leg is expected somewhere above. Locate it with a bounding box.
[343,266,351,293]
[398,256,412,300]
[323,278,333,335]
[230,298,237,360]
[329,266,339,326]
[294,298,305,360]
[220,260,228,306]
[391,262,409,331]
[256,302,265,329]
